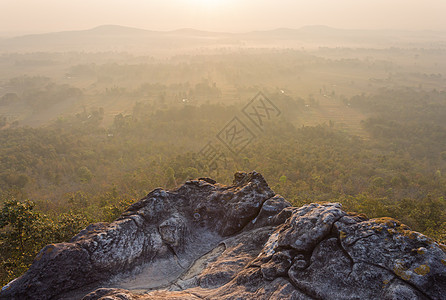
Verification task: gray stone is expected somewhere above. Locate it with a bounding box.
[1,171,445,300]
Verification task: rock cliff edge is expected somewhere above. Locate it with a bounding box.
[1,171,445,299]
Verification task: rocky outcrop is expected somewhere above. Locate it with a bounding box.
[1,171,445,300]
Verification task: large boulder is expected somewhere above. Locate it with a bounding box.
[1,171,445,300]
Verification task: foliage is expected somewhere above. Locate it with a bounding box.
[0,199,89,285]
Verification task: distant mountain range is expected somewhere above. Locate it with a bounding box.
[1,25,445,53]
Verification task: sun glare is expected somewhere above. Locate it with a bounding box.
[191,0,228,9]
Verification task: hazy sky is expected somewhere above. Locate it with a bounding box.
[1,0,446,34]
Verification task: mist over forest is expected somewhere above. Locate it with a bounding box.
[0,24,445,289]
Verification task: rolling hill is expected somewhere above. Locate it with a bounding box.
[1,25,445,54]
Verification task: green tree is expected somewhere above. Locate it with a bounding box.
[0,199,40,253]
[165,167,177,187]
[77,166,93,183]
[279,175,287,184]
[0,199,42,285]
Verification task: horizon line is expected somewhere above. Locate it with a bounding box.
[2,24,446,39]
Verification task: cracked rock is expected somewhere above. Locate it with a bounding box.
[1,171,445,300]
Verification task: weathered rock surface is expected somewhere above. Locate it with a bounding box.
[1,171,445,300]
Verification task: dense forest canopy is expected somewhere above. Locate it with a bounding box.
[0,47,445,285]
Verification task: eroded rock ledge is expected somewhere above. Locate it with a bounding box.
[1,171,445,300]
